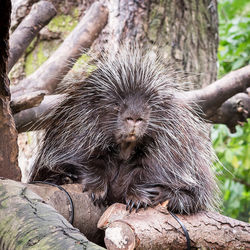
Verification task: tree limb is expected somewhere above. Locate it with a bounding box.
[14,94,63,132]
[98,203,250,250]
[0,179,104,249]
[2,179,249,250]
[14,68,250,133]
[209,91,250,132]
[8,1,57,72]
[184,65,250,118]
[10,90,46,113]
[11,1,108,98]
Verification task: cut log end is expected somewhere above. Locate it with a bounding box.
[104,221,136,250]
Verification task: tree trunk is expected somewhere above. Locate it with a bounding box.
[0,0,21,181]
[100,0,218,88]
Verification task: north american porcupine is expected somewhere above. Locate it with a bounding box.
[29,46,220,214]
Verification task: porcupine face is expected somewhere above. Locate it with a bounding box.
[114,94,151,144]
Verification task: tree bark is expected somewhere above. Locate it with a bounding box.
[0,179,104,249]
[100,0,218,88]
[0,0,21,181]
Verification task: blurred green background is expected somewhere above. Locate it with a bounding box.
[212,0,250,222]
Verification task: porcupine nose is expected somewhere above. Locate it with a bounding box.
[125,117,143,140]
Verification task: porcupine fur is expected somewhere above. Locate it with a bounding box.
[29,46,220,214]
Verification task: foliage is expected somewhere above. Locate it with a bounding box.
[218,0,250,77]
[212,123,250,222]
[212,0,250,222]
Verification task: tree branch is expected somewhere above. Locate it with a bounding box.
[98,203,250,250]
[184,65,250,118]
[0,179,104,249]
[8,1,57,72]
[2,179,249,249]
[11,1,108,98]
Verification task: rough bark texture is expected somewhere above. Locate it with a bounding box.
[0,0,21,180]
[0,179,104,249]
[98,203,250,250]
[100,0,218,88]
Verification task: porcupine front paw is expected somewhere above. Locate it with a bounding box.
[83,183,108,207]
[125,184,163,212]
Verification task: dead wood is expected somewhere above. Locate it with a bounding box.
[0,0,21,180]
[14,94,64,132]
[0,179,104,249]
[11,1,108,98]
[8,1,57,72]
[98,203,250,250]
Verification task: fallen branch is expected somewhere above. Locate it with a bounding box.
[8,1,57,72]
[98,203,250,250]
[11,1,108,98]
[0,179,104,249]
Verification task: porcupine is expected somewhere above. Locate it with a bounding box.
[29,46,220,214]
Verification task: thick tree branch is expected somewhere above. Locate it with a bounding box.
[98,203,250,250]
[8,1,57,72]
[184,65,250,118]
[209,91,250,132]
[0,179,104,249]
[14,94,63,132]
[11,1,108,98]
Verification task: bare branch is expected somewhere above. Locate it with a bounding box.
[8,1,57,72]
[10,90,46,113]
[185,65,250,118]
[11,2,108,98]
[14,94,63,132]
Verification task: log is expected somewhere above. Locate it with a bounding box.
[98,203,250,250]
[0,179,104,249]
[8,1,57,72]
[11,1,108,98]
